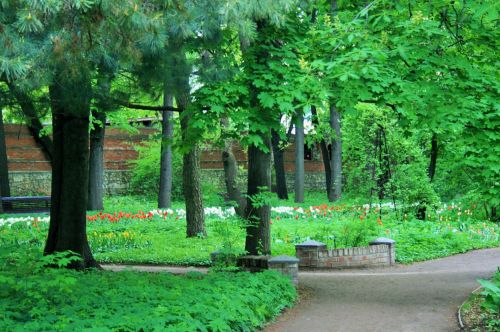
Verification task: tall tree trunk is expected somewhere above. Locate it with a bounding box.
[6,82,53,163]
[428,133,438,182]
[158,92,174,209]
[244,134,272,255]
[87,69,113,211]
[44,72,98,270]
[178,94,206,238]
[221,118,246,216]
[87,110,106,211]
[271,128,288,200]
[0,109,10,199]
[242,20,273,255]
[294,109,305,203]
[311,106,332,195]
[329,103,342,201]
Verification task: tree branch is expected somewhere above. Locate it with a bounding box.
[117,101,180,112]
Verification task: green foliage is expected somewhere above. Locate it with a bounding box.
[0,248,296,332]
[479,271,500,314]
[211,217,247,270]
[129,138,184,200]
[343,103,439,215]
[2,197,497,266]
[476,270,500,331]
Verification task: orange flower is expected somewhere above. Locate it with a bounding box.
[377,217,383,226]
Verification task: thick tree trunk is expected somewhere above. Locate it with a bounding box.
[87,110,106,211]
[44,73,98,270]
[242,20,272,255]
[428,133,438,182]
[7,83,53,163]
[294,109,305,203]
[158,93,174,209]
[178,95,206,238]
[329,103,342,201]
[221,118,246,216]
[0,109,10,199]
[244,134,272,255]
[311,106,332,195]
[271,128,288,200]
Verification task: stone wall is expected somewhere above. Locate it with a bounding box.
[200,169,326,192]
[8,170,132,196]
[9,169,326,196]
[295,239,396,269]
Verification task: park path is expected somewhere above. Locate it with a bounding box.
[265,248,500,332]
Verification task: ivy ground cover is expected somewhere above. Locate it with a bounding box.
[1,200,498,266]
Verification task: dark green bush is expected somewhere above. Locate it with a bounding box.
[129,139,184,200]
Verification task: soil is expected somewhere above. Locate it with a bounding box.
[461,291,499,332]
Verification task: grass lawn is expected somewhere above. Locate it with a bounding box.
[1,194,498,331]
[1,194,498,266]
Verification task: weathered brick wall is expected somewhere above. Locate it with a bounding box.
[4,124,155,172]
[200,142,325,173]
[4,124,328,194]
[296,242,396,269]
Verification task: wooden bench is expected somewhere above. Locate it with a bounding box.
[1,196,51,213]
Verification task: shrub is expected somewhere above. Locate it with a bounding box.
[129,139,184,200]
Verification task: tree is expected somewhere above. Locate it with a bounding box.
[0,108,10,200]
[88,67,114,211]
[0,1,164,268]
[294,109,305,202]
[329,103,342,201]
[271,127,289,200]
[310,105,332,195]
[158,93,174,209]
[5,82,54,163]
[221,117,246,216]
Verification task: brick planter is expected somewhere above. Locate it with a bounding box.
[295,238,396,269]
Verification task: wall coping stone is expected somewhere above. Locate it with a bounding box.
[296,240,327,248]
[268,255,300,263]
[369,237,396,245]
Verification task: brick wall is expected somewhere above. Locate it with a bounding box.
[296,241,396,269]
[4,124,327,194]
[4,124,155,172]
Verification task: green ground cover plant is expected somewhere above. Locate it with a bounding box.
[1,196,498,266]
[0,249,296,331]
[461,270,500,332]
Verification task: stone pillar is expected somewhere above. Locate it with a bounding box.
[295,240,327,268]
[369,237,396,265]
[268,255,300,286]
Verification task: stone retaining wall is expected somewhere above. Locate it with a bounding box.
[8,170,132,196]
[8,169,327,196]
[295,239,396,269]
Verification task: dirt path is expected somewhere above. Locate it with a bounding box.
[265,248,500,332]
